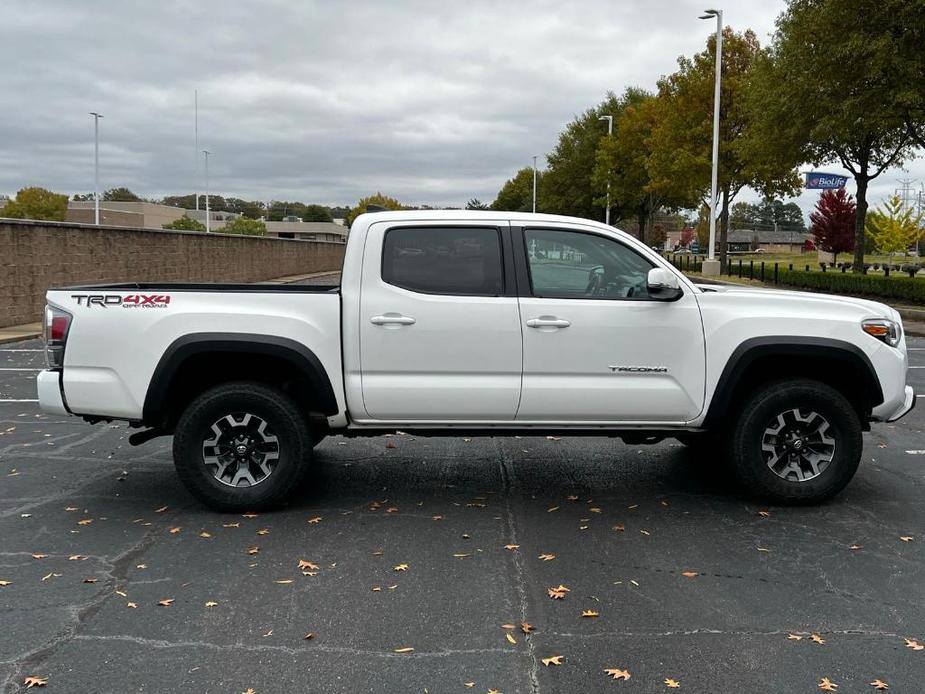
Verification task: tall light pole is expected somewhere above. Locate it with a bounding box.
[202,150,211,233]
[194,90,199,211]
[532,155,538,213]
[700,7,723,275]
[89,112,103,225]
[598,115,613,225]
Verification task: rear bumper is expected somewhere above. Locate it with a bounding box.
[885,385,916,423]
[36,370,69,416]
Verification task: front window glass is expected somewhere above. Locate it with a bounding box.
[525,229,654,299]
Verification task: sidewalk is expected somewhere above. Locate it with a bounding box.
[0,270,344,344]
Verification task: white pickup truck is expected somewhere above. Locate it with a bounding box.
[37,211,915,510]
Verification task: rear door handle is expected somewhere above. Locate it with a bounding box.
[370,313,416,326]
[526,317,570,328]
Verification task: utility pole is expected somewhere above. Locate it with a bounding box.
[532,155,538,213]
[89,112,103,225]
[598,115,613,225]
[203,150,211,233]
[699,8,723,275]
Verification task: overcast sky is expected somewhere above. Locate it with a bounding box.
[1,0,921,217]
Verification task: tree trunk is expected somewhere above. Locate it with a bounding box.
[719,187,730,269]
[637,207,648,244]
[853,174,869,273]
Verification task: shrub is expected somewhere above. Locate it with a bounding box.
[220,218,266,236]
[162,216,206,231]
[775,268,925,304]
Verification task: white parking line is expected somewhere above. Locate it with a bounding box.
[0,399,39,403]
[0,349,42,352]
[0,368,41,371]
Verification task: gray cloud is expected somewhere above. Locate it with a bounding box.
[1,0,920,215]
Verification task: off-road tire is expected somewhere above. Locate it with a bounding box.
[172,382,312,511]
[727,379,862,504]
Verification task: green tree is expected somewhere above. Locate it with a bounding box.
[593,90,690,241]
[490,168,539,212]
[345,193,403,227]
[749,0,917,271]
[302,204,333,222]
[865,195,924,257]
[162,216,206,231]
[161,194,229,211]
[220,217,267,236]
[103,187,142,202]
[543,92,633,221]
[649,28,801,266]
[466,198,489,210]
[1,187,68,221]
[225,198,265,219]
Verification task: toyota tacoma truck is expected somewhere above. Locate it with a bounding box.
[37,211,915,510]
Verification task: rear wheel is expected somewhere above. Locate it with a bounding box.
[727,379,862,504]
[172,382,311,511]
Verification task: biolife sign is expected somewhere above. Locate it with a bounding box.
[805,172,849,189]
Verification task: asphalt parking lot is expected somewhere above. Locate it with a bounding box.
[1,338,923,694]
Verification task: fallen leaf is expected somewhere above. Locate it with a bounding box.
[169,527,181,534]
[604,668,631,681]
[83,577,98,584]
[581,609,599,618]
[126,602,137,608]
[31,554,47,560]
[23,676,47,688]
[757,546,771,552]
[547,584,570,599]
[432,515,444,521]
[0,580,11,587]
[501,624,516,629]
[199,531,212,539]
[298,559,320,571]
[758,510,770,517]
[154,505,168,513]
[453,553,471,558]
[904,638,925,651]
[665,678,681,688]
[256,528,270,536]
[463,683,475,689]
[303,632,315,640]
[849,544,862,550]
[521,622,535,634]
[393,647,414,653]
[263,629,273,637]
[242,512,258,518]
[205,601,218,608]
[547,506,559,513]
[77,519,92,525]
[681,571,698,578]
[900,536,914,542]
[811,633,826,645]
[640,530,650,536]
[274,579,293,584]
[504,544,520,551]
[818,677,838,691]
[371,586,381,592]
[541,655,563,666]
[505,633,516,644]
[247,546,259,555]
[307,516,322,524]
[223,522,240,528]
[787,633,803,641]
[870,680,889,690]
[68,554,87,561]
[612,524,625,532]
[393,563,409,572]
[157,598,174,606]
[538,553,556,561]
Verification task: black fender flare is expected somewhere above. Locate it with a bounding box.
[701,336,883,428]
[142,333,339,424]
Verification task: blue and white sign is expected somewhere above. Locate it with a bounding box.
[805,172,848,190]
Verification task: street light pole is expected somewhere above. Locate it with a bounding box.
[699,8,723,275]
[532,155,538,213]
[89,112,103,225]
[203,150,211,233]
[194,90,199,211]
[598,115,613,225]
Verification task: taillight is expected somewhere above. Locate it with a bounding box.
[44,305,72,369]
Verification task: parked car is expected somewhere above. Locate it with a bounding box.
[38,211,915,509]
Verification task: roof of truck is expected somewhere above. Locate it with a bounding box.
[352,209,622,234]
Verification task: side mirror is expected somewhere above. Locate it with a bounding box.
[647,267,683,301]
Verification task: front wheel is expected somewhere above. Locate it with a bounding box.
[172,382,312,511]
[728,379,862,504]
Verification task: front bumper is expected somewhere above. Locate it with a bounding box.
[36,370,69,416]
[885,385,916,422]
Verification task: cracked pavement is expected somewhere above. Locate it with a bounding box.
[0,338,923,693]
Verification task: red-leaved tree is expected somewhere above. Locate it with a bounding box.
[810,189,856,263]
[680,225,694,248]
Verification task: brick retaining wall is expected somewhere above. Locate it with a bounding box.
[0,219,345,328]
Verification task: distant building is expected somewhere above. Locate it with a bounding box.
[727,229,811,254]
[67,201,236,229]
[264,220,347,243]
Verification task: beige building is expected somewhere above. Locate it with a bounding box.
[67,201,235,229]
[264,220,347,243]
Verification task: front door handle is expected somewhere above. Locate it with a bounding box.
[526,317,570,329]
[370,313,416,326]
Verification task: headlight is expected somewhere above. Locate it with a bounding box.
[862,318,902,347]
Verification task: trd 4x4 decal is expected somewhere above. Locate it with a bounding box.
[72,294,171,308]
